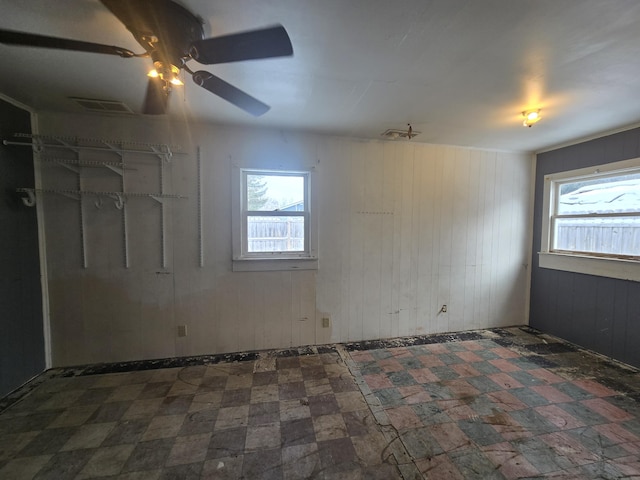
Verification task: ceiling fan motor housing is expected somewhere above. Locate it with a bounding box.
[102,0,204,69]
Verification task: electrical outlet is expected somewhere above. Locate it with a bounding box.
[177,325,187,337]
[322,317,331,328]
[441,305,447,313]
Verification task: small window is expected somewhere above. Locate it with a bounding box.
[539,157,640,281]
[232,168,317,271]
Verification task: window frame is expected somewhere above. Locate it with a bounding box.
[539,156,640,282]
[232,166,318,272]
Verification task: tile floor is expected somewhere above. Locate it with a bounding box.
[0,349,406,480]
[1,327,640,479]
[348,328,640,479]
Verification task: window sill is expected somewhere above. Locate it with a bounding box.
[232,256,318,272]
[538,252,640,282]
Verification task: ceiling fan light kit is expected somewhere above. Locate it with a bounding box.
[148,63,183,86]
[0,0,293,116]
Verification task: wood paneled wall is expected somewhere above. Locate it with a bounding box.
[318,139,533,343]
[36,113,533,366]
[531,127,640,368]
[0,99,44,395]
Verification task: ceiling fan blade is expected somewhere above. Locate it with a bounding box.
[192,71,269,116]
[142,78,169,115]
[0,29,136,57]
[190,25,293,65]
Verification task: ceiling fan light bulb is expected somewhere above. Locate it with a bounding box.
[149,62,184,86]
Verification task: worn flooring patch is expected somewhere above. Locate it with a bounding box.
[349,326,640,479]
[0,348,403,479]
[2,326,640,479]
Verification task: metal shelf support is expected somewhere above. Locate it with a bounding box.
[9,132,188,270]
[4,133,183,162]
[16,188,186,203]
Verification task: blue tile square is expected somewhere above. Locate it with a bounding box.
[400,427,444,458]
[412,401,452,425]
[397,356,423,370]
[509,370,546,387]
[516,437,574,474]
[474,350,501,361]
[509,409,558,435]
[438,353,464,366]
[558,402,607,426]
[555,382,593,401]
[456,419,504,446]
[388,371,418,387]
[449,448,505,479]
[466,376,502,393]
[430,366,460,381]
[469,361,501,376]
[510,387,550,407]
[375,388,406,407]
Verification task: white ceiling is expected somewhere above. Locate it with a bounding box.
[1,0,640,152]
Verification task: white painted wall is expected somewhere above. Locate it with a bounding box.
[34,112,533,366]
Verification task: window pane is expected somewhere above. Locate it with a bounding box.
[553,216,640,256]
[558,174,640,215]
[246,174,304,212]
[247,216,305,252]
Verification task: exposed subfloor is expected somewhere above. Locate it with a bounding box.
[1,326,640,479]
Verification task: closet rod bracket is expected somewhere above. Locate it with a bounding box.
[20,189,36,207]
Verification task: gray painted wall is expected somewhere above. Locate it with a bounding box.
[0,99,44,397]
[530,127,640,368]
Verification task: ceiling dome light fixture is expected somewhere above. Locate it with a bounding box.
[522,109,541,127]
[380,124,421,140]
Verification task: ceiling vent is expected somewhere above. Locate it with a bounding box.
[381,128,421,140]
[70,97,134,114]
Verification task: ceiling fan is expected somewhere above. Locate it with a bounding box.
[0,0,293,116]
